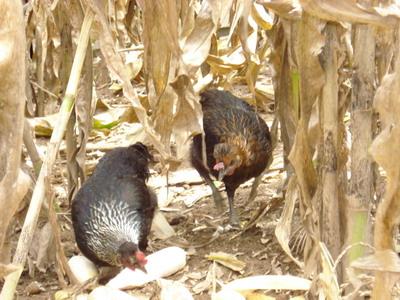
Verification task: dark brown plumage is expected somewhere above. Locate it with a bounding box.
[191,89,272,225]
[72,142,157,270]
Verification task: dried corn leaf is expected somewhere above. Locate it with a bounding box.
[193,263,223,294]
[192,275,212,294]
[296,14,325,119]
[207,54,245,74]
[180,0,196,41]
[29,106,138,135]
[112,0,130,45]
[29,0,65,115]
[87,0,169,158]
[181,0,223,69]
[275,177,303,268]
[288,122,319,274]
[63,0,85,32]
[93,106,138,129]
[370,72,400,178]
[206,252,246,272]
[143,1,174,96]
[151,85,177,146]
[299,0,397,27]
[193,72,214,93]
[251,3,273,30]
[219,0,235,27]
[352,250,400,298]
[142,0,204,164]
[170,75,203,159]
[318,243,340,300]
[244,14,271,100]
[370,69,400,247]
[369,44,400,297]
[227,0,251,45]
[245,12,259,55]
[259,0,302,20]
[30,1,49,116]
[351,249,400,273]
[124,50,143,80]
[374,4,400,18]
[268,20,297,180]
[210,48,247,68]
[287,13,324,276]
[28,115,57,137]
[109,82,123,92]
[255,86,274,107]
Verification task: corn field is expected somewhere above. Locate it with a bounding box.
[1,0,400,299]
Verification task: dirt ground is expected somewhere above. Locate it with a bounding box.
[9,120,307,300]
[4,65,306,299]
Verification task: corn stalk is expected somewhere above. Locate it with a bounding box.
[268,20,297,184]
[0,0,31,262]
[288,12,325,276]
[0,8,94,299]
[347,19,375,263]
[320,22,341,277]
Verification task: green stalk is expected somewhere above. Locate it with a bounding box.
[348,210,368,262]
[291,70,300,120]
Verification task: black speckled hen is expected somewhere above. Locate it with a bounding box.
[191,89,272,226]
[72,142,157,270]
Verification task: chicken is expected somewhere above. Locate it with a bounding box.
[71,142,157,270]
[190,89,272,226]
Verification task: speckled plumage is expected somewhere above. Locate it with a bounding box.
[72,143,157,267]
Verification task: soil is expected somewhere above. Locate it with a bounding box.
[4,68,306,299]
[10,126,305,300]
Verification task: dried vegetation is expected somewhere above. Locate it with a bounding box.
[1,0,400,299]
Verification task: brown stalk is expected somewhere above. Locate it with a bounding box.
[0,8,94,299]
[0,0,30,264]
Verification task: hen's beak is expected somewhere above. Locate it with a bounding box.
[213,162,225,181]
[137,264,147,273]
[218,169,226,181]
[135,251,148,273]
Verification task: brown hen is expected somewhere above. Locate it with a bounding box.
[191,89,272,226]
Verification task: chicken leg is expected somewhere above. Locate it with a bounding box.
[226,186,240,226]
[202,173,224,211]
[190,135,224,210]
[248,174,262,203]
